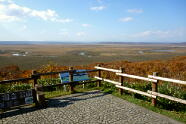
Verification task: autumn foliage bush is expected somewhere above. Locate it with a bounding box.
[1,56,186,88]
[1,56,185,81]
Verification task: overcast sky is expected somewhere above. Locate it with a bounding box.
[0,0,185,42]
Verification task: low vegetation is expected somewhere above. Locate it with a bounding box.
[0,83,31,93]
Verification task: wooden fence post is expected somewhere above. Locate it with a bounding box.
[119,67,124,95]
[152,72,158,106]
[35,84,46,107]
[69,67,74,93]
[32,70,40,87]
[31,70,41,106]
[32,88,38,106]
[97,64,101,87]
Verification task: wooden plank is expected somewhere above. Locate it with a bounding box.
[119,67,124,95]
[0,77,33,84]
[148,75,186,85]
[116,85,156,98]
[32,71,40,86]
[148,91,186,104]
[151,72,158,106]
[69,67,74,92]
[94,66,122,73]
[116,73,157,83]
[94,76,121,85]
[96,64,102,87]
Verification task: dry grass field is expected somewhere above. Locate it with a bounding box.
[0,43,186,70]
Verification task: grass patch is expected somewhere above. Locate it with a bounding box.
[45,90,71,99]
[44,82,100,98]
[113,92,186,123]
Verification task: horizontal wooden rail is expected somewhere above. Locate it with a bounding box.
[94,76,121,85]
[0,77,33,84]
[116,73,157,83]
[116,85,156,98]
[94,66,122,73]
[148,91,186,104]
[148,75,186,85]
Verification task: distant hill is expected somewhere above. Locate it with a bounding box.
[0,41,185,45]
[97,41,186,45]
[97,42,165,44]
[0,41,87,45]
[172,42,186,45]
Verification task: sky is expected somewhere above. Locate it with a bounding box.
[0,0,186,42]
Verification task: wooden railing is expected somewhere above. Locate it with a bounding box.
[94,66,186,106]
[1,65,186,110]
[0,68,99,110]
[32,68,99,91]
[147,75,186,104]
[148,75,186,85]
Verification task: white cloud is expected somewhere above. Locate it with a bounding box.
[119,17,133,22]
[0,0,12,3]
[0,14,20,21]
[90,6,106,11]
[81,24,91,27]
[76,32,86,36]
[0,3,72,23]
[125,28,186,42]
[127,9,143,13]
[131,30,171,38]
[54,18,73,23]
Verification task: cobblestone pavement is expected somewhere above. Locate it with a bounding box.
[0,90,182,124]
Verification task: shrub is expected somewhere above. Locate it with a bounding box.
[10,83,31,92]
[0,83,31,93]
[158,82,186,111]
[37,78,61,91]
[37,78,60,86]
[0,84,11,93]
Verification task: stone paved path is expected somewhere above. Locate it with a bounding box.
[0,90,182,124]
